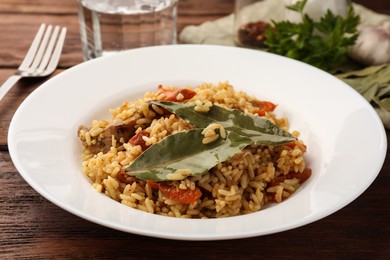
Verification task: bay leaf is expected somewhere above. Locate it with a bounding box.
[373,96,390,111]
[361,83,379,101]
[336,64,387,79]
[152,101,296,145]
[341,78,366,95]
[125,101,296,181]
[338,64,390,112]
[377,83,390,98]
[125,129,252,181]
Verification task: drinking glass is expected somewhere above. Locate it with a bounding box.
[78,0,178,60]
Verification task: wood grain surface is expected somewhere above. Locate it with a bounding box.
[0,0,389,258]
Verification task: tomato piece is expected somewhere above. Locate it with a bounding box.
[252,100,277,116]
[178,89,197,101]
[129,131,150,151]
[157,85,196,102]
[159,183,202,204]
[147,181,202,205]
[146,180,160,189]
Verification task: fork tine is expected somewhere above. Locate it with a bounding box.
[29,25,53,71]
[0,24,67,102]
[45,27,67,74]
[37,25,60,73]
[18,24,46,70]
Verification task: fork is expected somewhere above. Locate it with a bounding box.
[0,24,67,101]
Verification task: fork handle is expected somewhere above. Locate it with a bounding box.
[0,75,22,102]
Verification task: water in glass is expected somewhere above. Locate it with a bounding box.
[78,0,177,60]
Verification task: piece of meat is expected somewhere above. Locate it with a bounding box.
[78,119,138,154]
[251,100,277,116]
[78,86,195,154]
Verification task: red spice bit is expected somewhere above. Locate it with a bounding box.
[252,100,277,116]
[269,168,312,187]
[129,131,150,151]
[147,181,202,205]
[117,168,137,184]
[287,142,307,151]
[157,85,196,102]
[287,141,297,149]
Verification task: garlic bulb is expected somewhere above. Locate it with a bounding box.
[349,21,390,66]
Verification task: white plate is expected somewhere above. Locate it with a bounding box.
[8,45,387,240]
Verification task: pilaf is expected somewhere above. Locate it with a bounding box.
[77,82,311,218]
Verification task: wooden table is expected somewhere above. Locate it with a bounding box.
[1,0,389,258]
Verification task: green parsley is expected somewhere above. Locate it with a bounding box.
[264,0,360,71]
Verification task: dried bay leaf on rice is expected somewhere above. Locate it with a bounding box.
[126,102,296,181]
[152,101,296,145]
[125,129,252,181]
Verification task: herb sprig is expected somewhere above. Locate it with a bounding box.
[264,0,360,71]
